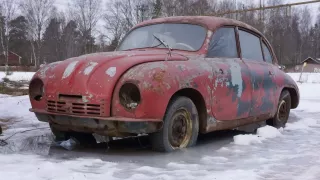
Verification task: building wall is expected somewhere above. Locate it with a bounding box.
[0,53,20,66]
[287,64,320,73]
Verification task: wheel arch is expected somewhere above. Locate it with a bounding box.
[168,88,208,133]
[281,87,299,109]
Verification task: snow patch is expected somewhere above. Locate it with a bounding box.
[217,147,230,152]
[257,125,282,138]
[167,162,200,170]
[0,154,120,180]
[201,156,229,164]
[234,126,282,145]
[288,73,320,83]
[0,94,11,98]
[135,166,163,172]
[234,134,262,145]
[0,72,35,82]
[285,118,320,131]
[106,67,117,77]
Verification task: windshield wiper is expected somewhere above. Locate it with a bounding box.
[153,34,172,60]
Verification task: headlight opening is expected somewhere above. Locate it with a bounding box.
[119,83,141,110]
[29,79,44,101]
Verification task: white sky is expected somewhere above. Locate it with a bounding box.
[54,0,319,18]
[54,0,319,40]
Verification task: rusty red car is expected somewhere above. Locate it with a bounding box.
[29,16,299,152]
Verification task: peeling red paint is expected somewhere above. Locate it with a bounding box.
[29,16,299,137]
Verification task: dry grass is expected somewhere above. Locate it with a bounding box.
[0,117,17,131]
[0,81,29,96]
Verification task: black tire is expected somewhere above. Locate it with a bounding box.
[49,124,96,145]
[267,90,291,128]
[150,96,199,152]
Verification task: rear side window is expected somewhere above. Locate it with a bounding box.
[239,30,263,61]
[207,27,238,58]
[262,42,273,64]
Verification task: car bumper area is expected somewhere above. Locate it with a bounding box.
[31,109,163,137]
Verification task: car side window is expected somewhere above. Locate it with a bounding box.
[207,27,238,58]
[239,30,264,61]
[262,42,273,64]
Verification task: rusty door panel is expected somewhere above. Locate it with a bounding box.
[244,60,276,116]
[207,58,252,121]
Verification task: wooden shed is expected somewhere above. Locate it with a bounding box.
[0,51,22,66]
[287,57,320,73]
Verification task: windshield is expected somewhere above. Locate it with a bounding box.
[117,23,207,51]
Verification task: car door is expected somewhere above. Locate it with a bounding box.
[261,40,278,113]
[238,29,276,117]
[206,27,253,121]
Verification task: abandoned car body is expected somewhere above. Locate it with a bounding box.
[29,16,299,152]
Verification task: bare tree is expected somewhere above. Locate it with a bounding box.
[103,1,126,50]
[69,0,102,54]
[0,0,17,74]
[20,0,55,67]
[190,0,212,16]
[114,0,148,30]
[216,0,236,19]
[299,6,312,61]
[102,0,154,50]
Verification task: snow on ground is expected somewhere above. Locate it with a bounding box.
[288,72,320,83]
[0,95,50,154]
[0,73,320,180]
[233,126,283,145]
[0,71,35,82]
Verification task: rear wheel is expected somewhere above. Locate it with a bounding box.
[267,90,291,128]
[150,97,199,152]
[49,124,96,145]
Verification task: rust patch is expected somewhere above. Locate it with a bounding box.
[153,70,166,82]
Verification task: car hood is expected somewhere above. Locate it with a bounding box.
[33,50,188,116]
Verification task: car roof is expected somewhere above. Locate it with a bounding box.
[135,16,261,35]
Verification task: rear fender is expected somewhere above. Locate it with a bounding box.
[273,70,300,113]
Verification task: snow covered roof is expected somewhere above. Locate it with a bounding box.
[301,57,320,64]
[0,51,22,58]
[9,51,22,58]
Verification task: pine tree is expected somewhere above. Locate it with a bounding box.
[9,16,30,65]
[41,18,62,64]
[61,20,81,59]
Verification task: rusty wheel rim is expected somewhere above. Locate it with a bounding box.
[278,100,288,122]
[169,109,192,149]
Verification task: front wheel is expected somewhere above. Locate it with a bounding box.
[267,90,291,128]
[150,97,199,152]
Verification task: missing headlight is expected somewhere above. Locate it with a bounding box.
[29,79,44,101]
[119,83,141,110]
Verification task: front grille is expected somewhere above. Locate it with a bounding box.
[47,100,102,116]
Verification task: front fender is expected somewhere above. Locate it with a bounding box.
[111,60,213,120]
